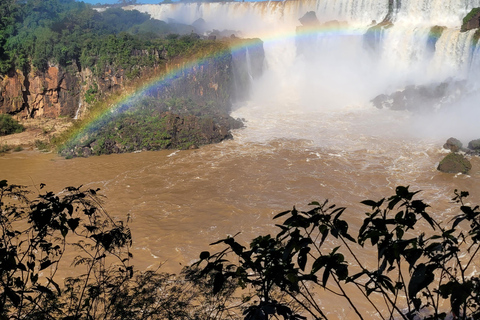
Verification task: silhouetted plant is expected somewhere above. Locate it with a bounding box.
[0,179,134,319]
[193,186,480,320]
[0,180,240,320]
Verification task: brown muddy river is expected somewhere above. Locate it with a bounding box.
[2,104,479,275]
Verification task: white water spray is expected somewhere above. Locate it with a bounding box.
[128,0,480,141]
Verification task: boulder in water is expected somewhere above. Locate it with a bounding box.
[443,137,463,152]
[370,81,466,112]
[468,139,480,151]
[437,153,472,174]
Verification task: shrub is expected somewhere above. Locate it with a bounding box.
[0,114,24,136]
[0,180,237,319]
[193,187,480,319]
[34,139,49,151]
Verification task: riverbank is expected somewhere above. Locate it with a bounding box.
[0,118,73,153]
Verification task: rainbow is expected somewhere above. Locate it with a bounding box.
[63,37,262,149]
[62,22,478,151]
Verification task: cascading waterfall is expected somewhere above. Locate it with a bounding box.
[74,101,83,120]
[245,47,254,81]
[126,0,480,140]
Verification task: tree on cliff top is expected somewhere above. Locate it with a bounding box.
[192,187,480,319]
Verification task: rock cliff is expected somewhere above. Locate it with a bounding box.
[0,38,265,121]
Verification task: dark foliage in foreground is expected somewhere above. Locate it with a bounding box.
[0,180,237,320]
[193,187,480,319]
[3,179,480,319]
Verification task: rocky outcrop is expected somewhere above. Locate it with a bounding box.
[295,11,349,57]
[427,26,446,53]
[60,105,244,158]
[437,153,471,174]
[371,81,465,112]
[0,70,26,115]
[461,8,480,32]
[468,139,480,151]
[0,39,265,120]
[363,20,393,52]
[0,62,167,120]
[443,137,464,153]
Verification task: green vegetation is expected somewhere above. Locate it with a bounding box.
[461,7,480,32]
[0,114,24,136]
[58,94,240,157]
[34,139,50,151]
[0,0,205,75]
[0,144,12,154]
[429,25,445,39]
[84,84,98,104]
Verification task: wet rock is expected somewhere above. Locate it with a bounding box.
[461,8,480,32]
[437,153,472,174]
[468,139,480,151]
[443,137,463,152]
[299,11,320,27]
[370,81,466,112]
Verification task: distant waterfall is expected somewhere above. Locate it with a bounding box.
[393,0,480,27]
[127,0,480,104]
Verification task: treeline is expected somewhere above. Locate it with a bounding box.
[0,0,201,75]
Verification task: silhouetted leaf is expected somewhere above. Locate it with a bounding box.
[273,210,291,219]
[40,259,53,271]
[5,287,20,307]
[298,247,310,271]
[408,263,434,299]
[200,251,210,260]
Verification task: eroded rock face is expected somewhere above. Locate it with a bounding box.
[437,153,472,174]
[0,70,26,116]
[0,40,266,121]
[0,66,81,119]
[28,67,81,118]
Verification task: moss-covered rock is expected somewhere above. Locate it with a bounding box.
[59,97,244,158]
[427,26,446,51]
[468,139,480,151]
[461,8,480,32]
[437,153,472,174]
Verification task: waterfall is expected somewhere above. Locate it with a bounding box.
[126,0,480,111]
[245,47,254,81]
[74,101,82,120]
[393,0,480,27]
